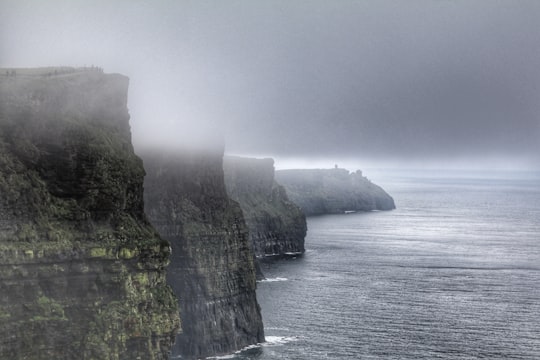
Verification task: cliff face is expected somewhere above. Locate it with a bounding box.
[223,156,306,258]
[0,69,180,359]
[142,150,264,359]
[275,168,396,215]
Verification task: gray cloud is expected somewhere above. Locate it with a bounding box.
[2,0,539,170]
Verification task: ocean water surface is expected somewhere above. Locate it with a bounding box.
[222,171,540,359]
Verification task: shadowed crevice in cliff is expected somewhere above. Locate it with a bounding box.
[0,68,180,359]
[275,168,396,216]
[223,156,306,262]
[141,149,264,359]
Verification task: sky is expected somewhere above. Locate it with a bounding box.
[2,0,539,171]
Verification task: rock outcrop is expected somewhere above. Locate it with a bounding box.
[223,156,306,258]
[275,168,395,215]
[142,149,264,359]
[0,68,179,359]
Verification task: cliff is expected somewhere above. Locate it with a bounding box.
[223,156,306,258]
[142,149,264,359]
[0,68,179,359]
[275,168,395,215]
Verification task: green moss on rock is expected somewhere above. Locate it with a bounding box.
[0,68,180,359]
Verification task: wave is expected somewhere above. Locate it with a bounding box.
[263,335,301,346]
[207,354,236,359]
[258,277,288,283]
[205,335,301,359]
[206,344,261,359]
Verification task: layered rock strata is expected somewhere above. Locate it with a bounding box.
[142,149,264,359]
[275,168,395,215]
[223,156,306,258]
[0,68,180,359]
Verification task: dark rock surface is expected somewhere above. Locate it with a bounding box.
[275,168,395,215]
[142,149,264,359]
[0,68,180,359]
[223,156,306,258]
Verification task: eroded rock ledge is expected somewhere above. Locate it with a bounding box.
[142,149,264,359]
[0,68,179,359]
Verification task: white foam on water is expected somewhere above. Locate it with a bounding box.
[206,335,302,358]
[258,277,288,283]
[263,336,301,346]
[207,354,236,360]
[206,343,262,359]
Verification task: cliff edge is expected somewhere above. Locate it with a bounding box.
[224,156,306,258]
[275,168,395,215]
[0,68,179,359]
[142,149,264,359]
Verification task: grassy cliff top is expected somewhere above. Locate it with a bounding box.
[2,66,107,76]
[0,67,129,120]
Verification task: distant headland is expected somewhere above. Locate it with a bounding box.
[275,167,395,216]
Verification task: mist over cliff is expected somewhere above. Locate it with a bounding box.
[1,1,538,358]
[0,66,284,359]
[3,1,539,171]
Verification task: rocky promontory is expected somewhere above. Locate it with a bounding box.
[224,156,306,258]
[275,167,395,215]
[0,68,179,359]
[142,149,264,359]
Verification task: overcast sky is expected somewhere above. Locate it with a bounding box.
[2,0,539,170]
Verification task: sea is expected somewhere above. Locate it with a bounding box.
[212,170,540,360]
